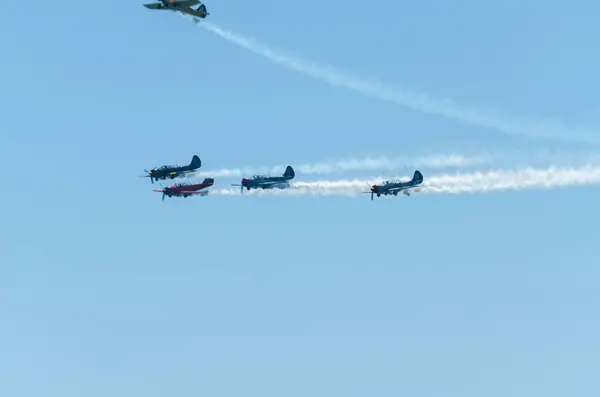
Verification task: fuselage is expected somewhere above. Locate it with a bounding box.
[151,165,190,179]
[163,177,212,195]
[161,0,178,8]
[372,178,422,196]
[373,181,412,194]
[165,181,213,195]
[241,176,291,190]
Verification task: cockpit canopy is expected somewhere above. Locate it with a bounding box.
[152,164,180,171]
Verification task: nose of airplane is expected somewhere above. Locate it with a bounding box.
[371,184,378,192]
[241,178,249,186]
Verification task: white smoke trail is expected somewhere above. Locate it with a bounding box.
[193,20,600,145]
[190,150,600,179]
[192,153,487,178]
[208,165,600,197]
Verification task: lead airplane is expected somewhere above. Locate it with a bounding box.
[363,170,424,200]
[143,0,209,23]
[231,166,295,193]
[141,155,202,184]
[153,178,214,201]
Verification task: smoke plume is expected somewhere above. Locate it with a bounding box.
[195,20,599,145]
[209,165,600,197]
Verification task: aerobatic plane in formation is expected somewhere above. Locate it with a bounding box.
[141,155,201,184]
[363,170,424,201]
[143,0,209,22]
[231,166,296,193]
[153,178,214,201]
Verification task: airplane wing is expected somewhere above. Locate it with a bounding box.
[143,3,165,9]
[178,190,209,196]
[387,184,420,192]
[144,0,200,9]
[259,181,290,189]
[387,186,407,192]
[388,185,421,196]
[259,180,284,186]
[167,169,195,175]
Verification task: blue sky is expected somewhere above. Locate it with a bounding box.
[2,1,600,396]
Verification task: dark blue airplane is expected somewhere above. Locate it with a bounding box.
[143,0,209,23]
[363,170,424,200]
[231,166,295,193]
[141,155,202,184]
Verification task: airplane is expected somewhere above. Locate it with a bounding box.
[231,165,295,193]
[141,155,201,184]
[143,0,209,23]
[362,170,424,201]
[153,178,214,201]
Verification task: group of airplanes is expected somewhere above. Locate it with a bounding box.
[141,3,424,201]
[140,155,424,201]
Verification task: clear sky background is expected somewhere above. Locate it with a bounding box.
[2,1,600,396]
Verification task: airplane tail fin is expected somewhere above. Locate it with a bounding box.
[190,155,201,169]
[283,165,295,179]
[412,170,424,184]
[197,4,208,16]
[202,177,214,185]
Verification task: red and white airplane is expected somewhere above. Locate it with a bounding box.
[153,178,214,201]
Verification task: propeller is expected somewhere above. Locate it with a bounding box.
[230,183,244,193]
[139,170,152,183]
[142,169,155,184]
[152,183,167,201]
[361,183,375,201]
[230,172,247,194]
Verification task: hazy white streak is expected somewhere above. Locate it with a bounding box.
[195,20,599,145]
[191,149,600,179]
[192,153,486,178]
